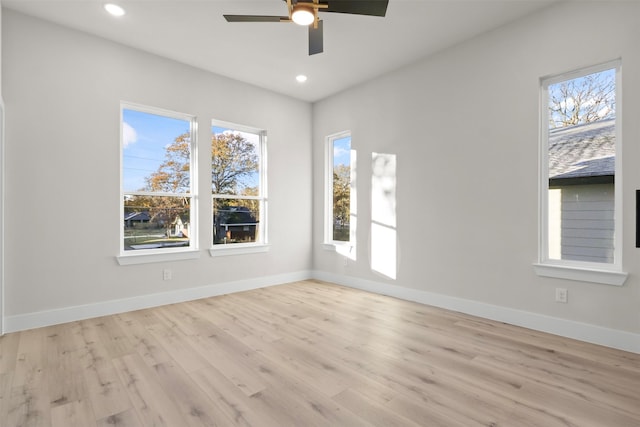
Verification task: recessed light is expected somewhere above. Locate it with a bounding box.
[296,75,308,83]
[104,3,126,17]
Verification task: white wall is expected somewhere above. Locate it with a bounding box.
[313,2,640,346]
[1,10,312,325]
[0,1,4,334]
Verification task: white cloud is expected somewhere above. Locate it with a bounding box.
[597,106,612,118]
[334,146,349,157]
[122,122,137,147]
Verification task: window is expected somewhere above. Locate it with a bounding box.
[536,60,626,285]
[120,103,198,261]
[325,132,356,253]
[211,120,267,252]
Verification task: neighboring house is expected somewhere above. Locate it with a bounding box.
[172,215,190,238]
[124,211,151,227]
[214,206,258,243]
[547,119,615,263]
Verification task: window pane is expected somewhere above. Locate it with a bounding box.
[123,195,190,250]
[211,126,260,196]
[333,136,351,241]
[547,68,615,263]
[123,109,191,193]
[213,198,259,244]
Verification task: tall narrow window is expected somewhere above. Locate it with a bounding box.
[538,61,623,282]
[211,121,266,248]
[325,132,356,253]
[121,103,197,254]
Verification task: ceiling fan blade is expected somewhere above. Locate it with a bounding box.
[224,15,287,22]
[322,0,388,17]
[309,20,323,55]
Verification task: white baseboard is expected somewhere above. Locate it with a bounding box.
[4,270,638,354]
[311,271,640,354]
[3,271,312,333]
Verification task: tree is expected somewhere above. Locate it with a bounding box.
[333,164,350,237]
[146,133,191,193]
[549,70,615,129]
[211,132,259,194]
[125,133,192,230]
[142,131,258,195]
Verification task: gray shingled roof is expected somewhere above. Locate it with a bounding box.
[548,119,615,180]
[124,211,151,222]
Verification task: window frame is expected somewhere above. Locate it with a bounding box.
[534,60,627,286]
[117,102,199,265]
[209,119,268,257]
[323,131,356,253]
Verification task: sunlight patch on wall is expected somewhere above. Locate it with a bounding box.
[371,152,396,280]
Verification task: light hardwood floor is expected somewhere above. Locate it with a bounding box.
[0,280,638,426]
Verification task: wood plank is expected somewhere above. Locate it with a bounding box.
[184,327,267,397]
[190,365,281,427]
[46,323,87,409]
[6,385,52,427]
[0,331,20,374]
[73,320,132,420]
[111,353,187,427]
[95,408,142,427]
[50,399,96,427]
[146,311,212,374]
[0,371,14,422]
[112,311,172,368]
[11,327,48,391]
[151,360,233,426]
[331,387,424,427]
[89,317,134,359]
[6,327,51,427]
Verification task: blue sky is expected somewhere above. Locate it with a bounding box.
[122,109,190,192]
[333,135,351,167]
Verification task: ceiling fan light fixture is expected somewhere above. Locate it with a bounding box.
[292,5,315,26]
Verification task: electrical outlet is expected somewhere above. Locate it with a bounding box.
[555,287,568,303]
[163,269,172,281]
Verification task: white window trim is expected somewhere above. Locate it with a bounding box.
[209,244,269,257]
[532,262,627,286]
[118,102,199,265]
[324,131,355,253]
[210,120,268,256]
[0,98,5,334]
[117,250,201,266]
[535,60,627,286]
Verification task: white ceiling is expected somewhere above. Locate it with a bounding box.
[3,0,557,102]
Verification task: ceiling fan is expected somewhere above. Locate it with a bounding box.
[223,0,389,55]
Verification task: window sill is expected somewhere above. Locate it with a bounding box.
[323,242,356,259]
[323,242,354,251]
[117,249,201,266]
[533,263,628,286]
[209,244,269,257]
[322,243,338,251]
